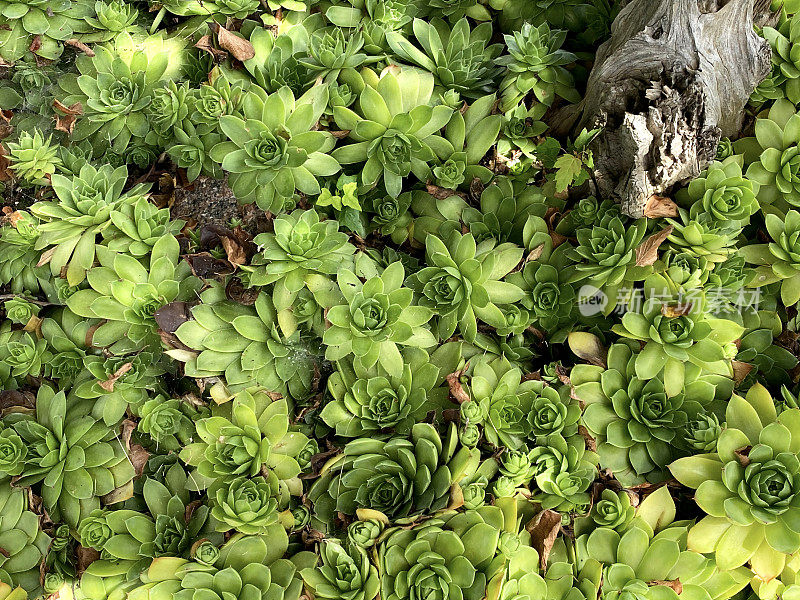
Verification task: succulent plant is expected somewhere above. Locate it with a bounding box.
[308,423,479,526]
[66,235,197,353]
[0,0,96,62]
[670,383,800,579]
[407,230,524,342]
[30,163,151,286]
[179,386,308,499]
[6,130,62,185]
[7,384,136,527]
[742,209,800,305]
[322,347,444,437]
[386,18,502,99]
[759,14,800,105]
[209,85,339,213]
[572,342,718,486]
[58,33,188,157]
[736,99,800,212]
[332,69,454,197]
[322,262,436,378]
[171,284,317,396]
[301,540,379,600]
[497,22,580,111]
[0,482,50,594]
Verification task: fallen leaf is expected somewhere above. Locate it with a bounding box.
[644,195,679,218]
[649,580,683,594]
[526,509,562,570]
[216,26,255,61]
[525,244,545,263]
[426,182,466,200]
[98,362,133,392]
[195,35,228,61]
[65,39,95,56]
[226,277,259,305]
[661,303,692,317]
[446,364,471,404]
[732,360,754,384]
[76,547,100,577]
[0,390,35,412]
[448,483,464,510]
[53,99,83,135]
[0,145,10,182]
[185,252,234,279]
[29,35,41,53]
[154,301,190,334]
[734,446,752,467]
[635,226,674,266]
[578,425,597,452]
[36,247,57,267]
[128,443,150,478]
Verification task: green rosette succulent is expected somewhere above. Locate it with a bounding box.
[145,81,192,148]
[66,235,198,353]
[0,211,50,296]
[321,347,444,437]
[377,507,510,600]
[0,324,49,386]
[670,383,800,580]
[576,489,637,534]
[30,163,151,286]
[575,486,752,600]
[6,385,135,527]
[347,517,385,549]
[507,244,575,335]
[300,540,379,600]
[332,69,454,197]
[567,217,650,308]
[742,209,800,306]
[573,342,717,486]
[610,274,742,395]
[179,386,308,498]
[130,532,314,600]
[171,284,317,396]
[465,358,578,449]
[210,474,280,535]
[77,464,216,572]
[299,28,380,84]
[665,211,741,264]
[736,99,800,211]
[655,249,709,293]
[322,262,436,378]
[244,209,355,330]
[0,482,50,594]
[675,156,758,227]
[497,22,580,111]
[308,423,479,526]
[156,0,260,18]
[407,230,524,342]
[0,0,95,62]
[188,73,246,135]
[58,33,188,156]
[529,433,598,513]
[103,196,185,258]
[73,350,167,426]
[82,0,140,42]
[385,18,502,99]
[208,85,339,213]
[137,396,197,452]
[6,130,61,185]
[759,14,800,105]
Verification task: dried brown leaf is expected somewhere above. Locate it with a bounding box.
[644,195,679,218]
[217,26,255,61]
[649,580,683,594]
[732,360,754,384]
[661,303,693,317]
[635,226,674,266]
[195,35,228,61]
[98,362,133,392]
[65,39,95,56]
[526,509,562,570]
[53,99,83,135]
[446,364,470,404]
[154,301,190,334]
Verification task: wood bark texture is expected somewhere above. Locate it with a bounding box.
[557,0,773,217]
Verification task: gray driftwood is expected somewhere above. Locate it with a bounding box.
[555,0,774,217]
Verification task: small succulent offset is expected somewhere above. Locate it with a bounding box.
[301,540,379,600]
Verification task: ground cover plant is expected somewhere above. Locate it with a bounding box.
[0,1,798,600]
